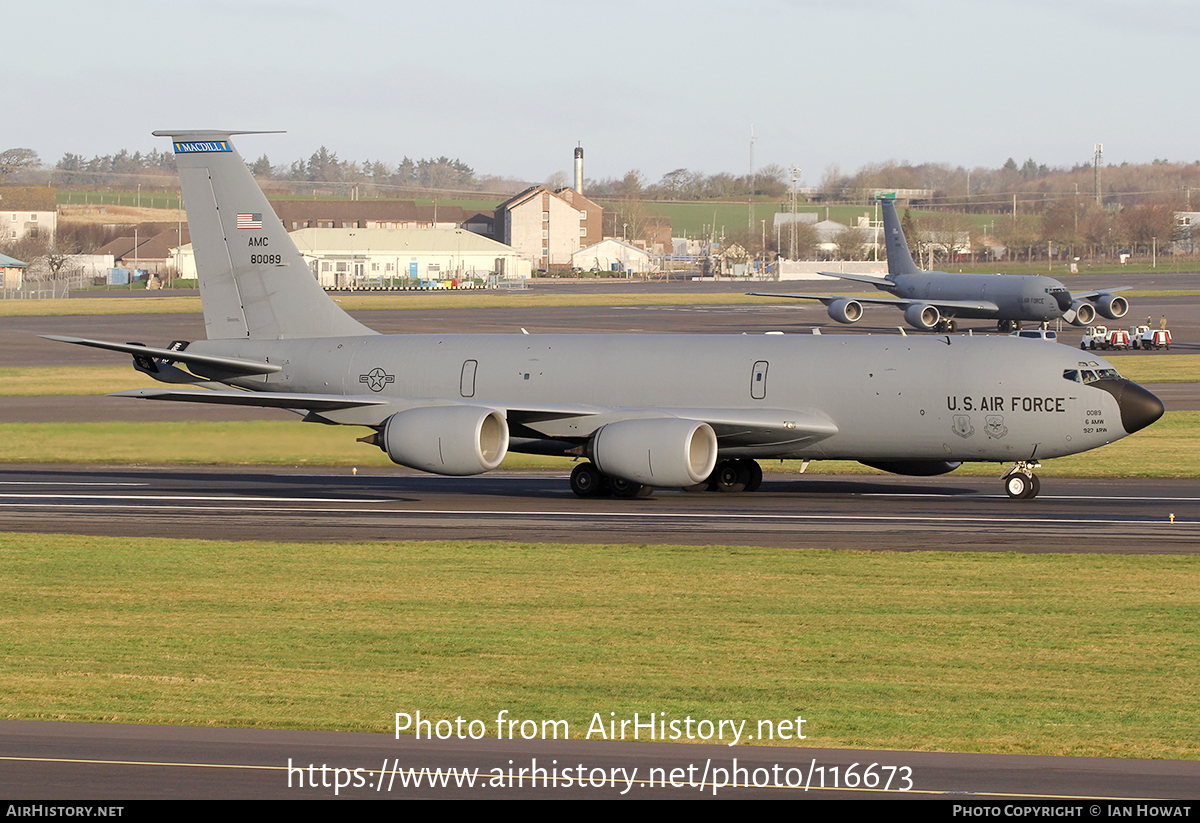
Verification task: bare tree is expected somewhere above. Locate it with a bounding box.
[0,148,40,183]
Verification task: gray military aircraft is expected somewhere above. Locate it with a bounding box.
[753,198,1130,333]
[47,131,1164,500]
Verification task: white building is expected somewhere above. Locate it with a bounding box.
[172,228,533,287]
[494,186,583,269]
[572,238,656,274]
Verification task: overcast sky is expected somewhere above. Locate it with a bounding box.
[9,0,1198,187]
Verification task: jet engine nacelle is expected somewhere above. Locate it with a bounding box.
[903,303,941,331]
[1095,294,1129,320]
[590,418,718,488]
[827,298,863,324]
[1065,300,1096,326]
[382,405,509,475]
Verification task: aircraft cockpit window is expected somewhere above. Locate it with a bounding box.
[1069,362,1122,384]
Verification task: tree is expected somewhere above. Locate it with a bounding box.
[0,148,40,183]
[833,225,868,260]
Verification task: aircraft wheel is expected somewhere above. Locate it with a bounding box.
[714,459,748,493]
[570,463,606,498]
[948,319,957,332]
[610,476,652,499]
[1027,474,1041,499]
[1003,472,1036,500]
[740,459,763,492]
[682,482,708,493]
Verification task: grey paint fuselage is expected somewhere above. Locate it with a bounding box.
[195,331,1131,464]
[886,272,1065,322]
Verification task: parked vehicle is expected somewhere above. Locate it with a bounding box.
[1081,326,1130,350]
[1135,328,1172,350]
[1009,329,1058,342]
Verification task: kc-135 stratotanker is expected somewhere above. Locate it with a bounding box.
[752,198,1131,333]
[48,132,1163,499]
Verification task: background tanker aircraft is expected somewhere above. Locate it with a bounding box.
[755,198,1131,333]
[49,132,1163,499]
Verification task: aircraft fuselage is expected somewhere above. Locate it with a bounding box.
[883,272,1068,322]
[196,331,1144,464]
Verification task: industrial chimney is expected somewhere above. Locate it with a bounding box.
[574,146,584,194]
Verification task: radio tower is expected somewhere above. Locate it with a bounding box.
[748,124,756,231]
[1094,143,1103,206]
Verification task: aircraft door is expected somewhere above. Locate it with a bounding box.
[460,360,478,397]
[751,361,768,400]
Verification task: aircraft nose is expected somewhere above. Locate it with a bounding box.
[1093,379,1165,434]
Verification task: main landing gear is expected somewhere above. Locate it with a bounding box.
[570,462,653,498]
[1002,461,1041,499]
[934,318,957,333]
[569,458,764,498]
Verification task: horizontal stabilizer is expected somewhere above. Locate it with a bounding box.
[43,335,282,376]
[814,272,895,287]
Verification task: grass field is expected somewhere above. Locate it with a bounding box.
[2,288,1196,317]
[1,532,1195,758]
[0,412,1192,476]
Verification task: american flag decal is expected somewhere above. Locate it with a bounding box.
[236,212,263,230]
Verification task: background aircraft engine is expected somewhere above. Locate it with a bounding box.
[827,298,863,324]
[382,406,509,476]
[1066,300,1096,326]
[590,418,718,488]
[903,304,941,331]
[1095,294,1129,320]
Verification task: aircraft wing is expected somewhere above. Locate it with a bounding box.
[111,387,388,412]
[751,293,1001,313]
[110,388,837,450]
[1069,286,1132,300]
[43,335,281,376]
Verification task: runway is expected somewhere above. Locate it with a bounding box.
[0,465,1196,552]
[2,718,1196,800]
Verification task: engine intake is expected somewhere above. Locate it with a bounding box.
[1095,294,1128,320]
[827,298,863,324]
[1065,300,1096,326]
[590,418,718,488]
[903,303,940,331]
[382,405,509,475]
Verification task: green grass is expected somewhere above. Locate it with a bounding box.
[1106,354,1200,383]
[1,533,1196,758]
[2,288,1196,317]
[0,367,152,396]
[0,413,1192,476]
[57,190,182,209]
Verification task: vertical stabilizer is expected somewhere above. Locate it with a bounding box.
[154,130,373,340]
[880,198,921,276]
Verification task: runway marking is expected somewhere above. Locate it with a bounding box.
[0,501,1190,527]
[0,481,150,487]
[0,493,382,504]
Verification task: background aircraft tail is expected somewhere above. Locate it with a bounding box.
[880,198,922,276]
[155,130,373,340]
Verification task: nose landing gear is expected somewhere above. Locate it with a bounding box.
[1002,461,1041,499]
